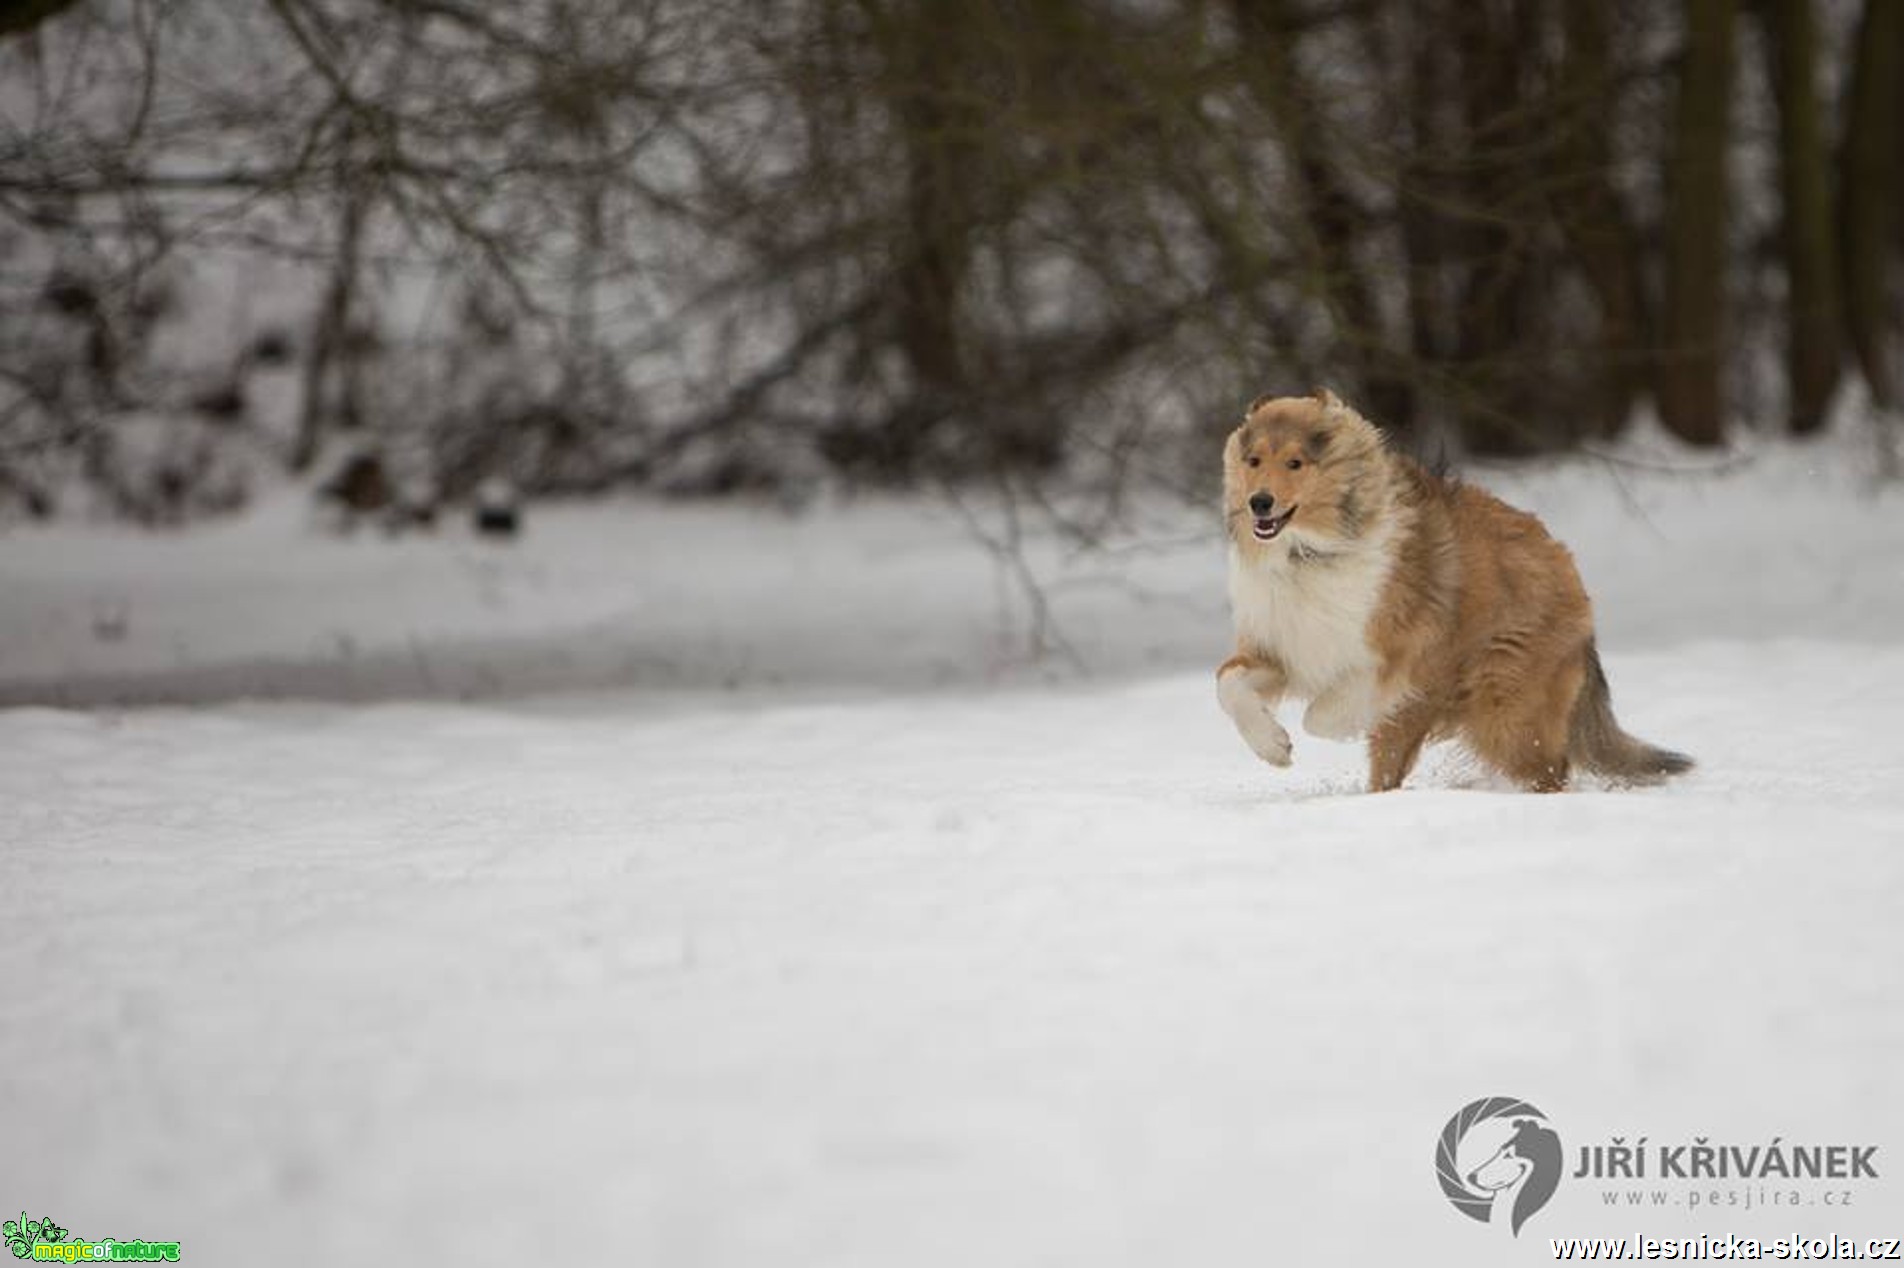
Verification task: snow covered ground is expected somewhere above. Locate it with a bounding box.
[4,430,1904,1265]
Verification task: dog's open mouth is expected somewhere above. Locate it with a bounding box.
[1251,505,1297,541]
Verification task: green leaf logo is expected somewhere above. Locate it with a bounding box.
[2,1213,70,1258]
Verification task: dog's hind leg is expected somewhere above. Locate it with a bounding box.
[1463,651,1584,793]
[1368,696,1438,792]
[1217,652,1293,767]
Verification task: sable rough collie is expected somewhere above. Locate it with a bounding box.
[1218,389,1692,793]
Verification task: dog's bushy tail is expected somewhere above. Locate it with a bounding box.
[1569,641,1694,784]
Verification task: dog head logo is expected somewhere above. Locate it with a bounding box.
[1435,1097,1562,1236]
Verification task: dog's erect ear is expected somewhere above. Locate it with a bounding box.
[1246,391,1275,414]
[1312,387,1346,411]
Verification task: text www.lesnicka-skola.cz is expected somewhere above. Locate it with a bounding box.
[1550,1235,1904,1261]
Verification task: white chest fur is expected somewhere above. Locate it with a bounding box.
[1228,538,1392,699]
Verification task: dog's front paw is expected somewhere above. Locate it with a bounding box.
[1302,699,1362,741]
[1303,680,1378,741]
[1218,665,1293,767]
[1236,706,1294,766]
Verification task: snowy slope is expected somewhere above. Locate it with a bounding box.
[2,429,1899,709]
[3,432,1904,1265]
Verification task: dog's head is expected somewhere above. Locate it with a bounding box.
[1467,1138,1532,1193]
[1468,1119,1565,1236]
[1223,388,1385,552]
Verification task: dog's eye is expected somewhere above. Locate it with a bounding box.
[1246,455,1261,468]
[1286,458,1304,470]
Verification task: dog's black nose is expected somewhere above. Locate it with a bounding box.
[1248,492,1275,517]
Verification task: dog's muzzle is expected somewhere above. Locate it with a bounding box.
[1252,504,1297,541]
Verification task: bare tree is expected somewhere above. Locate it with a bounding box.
[1659,0,1739,447]
[1761,0,1843,435]
[1839,0,1901,410]
[2,0,1896,522]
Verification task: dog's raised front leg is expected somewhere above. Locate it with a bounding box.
[1303,672,1382,741]
[1217,652,1292,767]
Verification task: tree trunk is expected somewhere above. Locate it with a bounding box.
[1763,0,1843,434]
[1548,2,1653,438]
[885,0,984,472]
[1839,0,1902,409]
[1231,0,1415,432]
[291,186,366,473]
[1397,8,1453,418]
[1448,0,1549,455]
[1658,0,1737,447]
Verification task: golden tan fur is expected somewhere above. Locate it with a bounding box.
[1217,389,1691,793]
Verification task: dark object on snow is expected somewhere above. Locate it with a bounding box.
[247,328,294,366]
[91,601,130,643]
[322,452,393,513]
[473,477,520,538]
[393,500,438,531]
[39,268,97,318]
[474,504,519,536]
[192,381,246,421]
[0,470,53,519]
[386,479,440,532]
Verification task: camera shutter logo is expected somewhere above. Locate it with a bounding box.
[1434,1097,1563,1236]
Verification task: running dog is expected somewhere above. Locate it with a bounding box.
[1217,389,1692,792]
